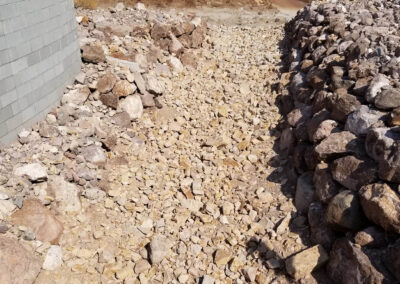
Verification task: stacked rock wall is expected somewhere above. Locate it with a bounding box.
[0,0,81,146]
[281,0,400,281]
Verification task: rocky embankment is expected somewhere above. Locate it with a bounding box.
[280,0,400,282]
[0,2,308,284]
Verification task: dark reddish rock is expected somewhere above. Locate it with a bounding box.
[313,162,339,204]
[287,105,313,127]
[327,238,384,284]
[179,51,198,68]
[330,92,362,122]
[359,183,400,233]
[314,131,359,160]
[191,26,206,48]
[331,155,377,191]
[384,240,400,282]
[100,92,118,109]
[82,44,105,63]
[97,72,118,94]
[150,23,170,41]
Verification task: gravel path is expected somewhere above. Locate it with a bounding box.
[0,6,313,284]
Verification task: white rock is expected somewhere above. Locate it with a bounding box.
[168,57,184,73]
[61,86,90,106]
[149,235,172,264]
[115,2,125,11]
[120,95,143,120]
[201,275,215,284]
[138,217,153,235]
[0,200,16,219]
[42,245,63,270]
[14,163,47,182]
[181,199,203,213]
[48,176,81,213]
[145,75,165,95]
[135,2,146,10]
[191,17,202,27]
[366,74,390,103]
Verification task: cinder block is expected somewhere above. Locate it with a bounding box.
[0,104,12,123]
[0,89,17,108]
[0,75,15,93]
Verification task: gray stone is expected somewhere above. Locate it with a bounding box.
[345,105,385,136]
[375,87,400,110]
[81,145,107,165]
[145,75,165,95]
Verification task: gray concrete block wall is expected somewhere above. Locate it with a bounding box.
[0,0,81,146]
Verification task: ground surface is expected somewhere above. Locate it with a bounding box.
[1,4,317,284]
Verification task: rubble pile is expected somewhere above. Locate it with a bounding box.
[78,2,207,109]
[281,0,400,281]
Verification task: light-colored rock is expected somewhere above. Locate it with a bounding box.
[47,176,81,213]
[43,245,63,270]
[81,145,107,164]
[61,85,90,105]
[214,249,231,266]
[120,95,143,120]
[145,75,165,95]
[168,56,184,73]
[14,163,47,182]
[149,235,172,264]
[285,245,329,280]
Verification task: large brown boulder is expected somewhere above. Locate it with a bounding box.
[359,183,400,233]
[327,238,384,284]
[11,199,63,244]
[0,236,42,284]
[331,155,377,191]
[314,131,360,160]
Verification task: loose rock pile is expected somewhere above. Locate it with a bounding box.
[281,0,400,281]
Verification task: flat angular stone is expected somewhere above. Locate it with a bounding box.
[359,183,400,233]
[11,199,63,244]
[285,245,329,280]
